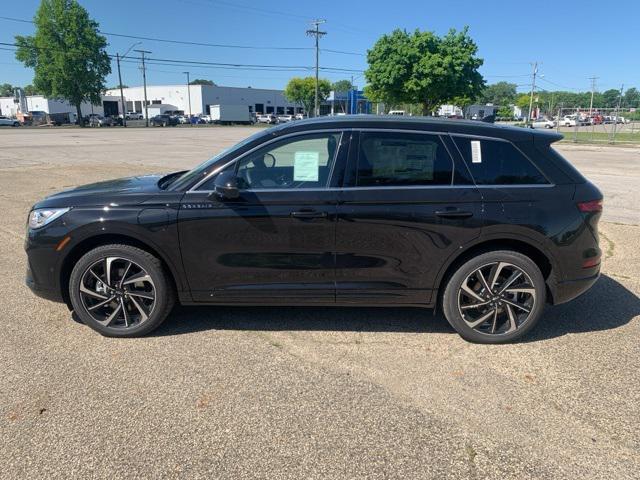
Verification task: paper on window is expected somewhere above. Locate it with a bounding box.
[294,151,319,181]
[471,140,482,163]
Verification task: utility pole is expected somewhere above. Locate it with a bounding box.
[588,76,598,118]
[116,54,127,127]
[135,49,152,127]
[306,19,326,117]
[527,62,539,124]
[610,84,624,144]
[183,71,192,126]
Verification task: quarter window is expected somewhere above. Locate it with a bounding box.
[453,137,548,185]
[354,132,453,186]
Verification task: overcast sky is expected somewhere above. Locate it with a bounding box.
[1,0,636,93]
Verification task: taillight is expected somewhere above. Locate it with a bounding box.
[577,199,603,213]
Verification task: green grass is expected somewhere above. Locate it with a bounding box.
[558,131,640,144]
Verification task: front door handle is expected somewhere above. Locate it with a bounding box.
[290,209,328,219]
[435,209,474,219]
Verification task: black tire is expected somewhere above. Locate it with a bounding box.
[442,250,546,344]
[13,121,20,127]
[69,244,175,337]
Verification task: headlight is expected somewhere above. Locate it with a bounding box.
[28,208,70,229]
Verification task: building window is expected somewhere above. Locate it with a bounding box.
[276,106,284,115]
[152,100,161,105]
[266,106,274,114]
[255,103,264,114]
[126,101,133,112]
[296,107,303,114]
[134,101,142,113]
[286,107,294,115]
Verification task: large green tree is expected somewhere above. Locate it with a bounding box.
[602,89,621,109]
[284,76,331,116]
[14,0,111,124]
[0,83,13,97]
[365,27,484,115]
[480,82,517,106]
[332,79,353,93]
[623,87,640,108]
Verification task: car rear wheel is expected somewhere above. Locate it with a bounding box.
[442,250,546,343]
[69,244,175,337]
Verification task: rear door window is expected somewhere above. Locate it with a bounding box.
[453,136,548,185]
[353,132,453,187]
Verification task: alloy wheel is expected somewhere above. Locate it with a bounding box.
[457,262,537,335]
[79,257,156,329]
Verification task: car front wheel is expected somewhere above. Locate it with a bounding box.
[69,244,175,337]
[442,250,546,343]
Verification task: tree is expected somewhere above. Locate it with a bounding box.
[284,77,331,115]
[332,79,353,93]
[623,87,640,108]
[0,83,13,97]
[480,82,517,106]
[602,89,621,109]
[365,27,484,115]
[189,79,215,86]
[24,84,41,96]
[14,0,111,125]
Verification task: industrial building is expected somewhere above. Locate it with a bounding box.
[0,94,119,118]
[104,84,303,117]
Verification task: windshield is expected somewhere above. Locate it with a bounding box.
[167,128,271,190]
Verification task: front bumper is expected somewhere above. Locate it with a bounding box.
[25,261,64,303]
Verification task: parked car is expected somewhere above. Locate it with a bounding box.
[177,115,190,124]
[150,114,178,127]
[388,110,406,116]
[277,114,294,123]
[126,112,144,120]
[256,113,277,124]
[87,114,113,127]
[0,115,20,127]
[25,115,602,343]
[561,116,577,127]
[295,113,306,120]
[531,118,556,129]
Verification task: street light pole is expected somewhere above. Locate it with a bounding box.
[117,42,141,127]
[527,61,538,124]
[134,49,152,127]
[183,71,192,126]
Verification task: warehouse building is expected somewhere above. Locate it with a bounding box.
[104,84,303,117]
[0,94,119,118]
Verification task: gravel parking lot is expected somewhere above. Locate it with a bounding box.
[1,127,639,479]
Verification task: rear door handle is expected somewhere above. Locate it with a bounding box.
[290,209,328,219]
[435,209,473,219]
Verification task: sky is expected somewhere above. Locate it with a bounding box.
[0,0,637,94]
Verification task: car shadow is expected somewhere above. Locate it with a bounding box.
[152,275,639,342]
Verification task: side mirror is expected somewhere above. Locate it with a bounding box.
[212,171,240,200]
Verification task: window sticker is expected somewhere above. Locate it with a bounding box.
[471,140,482,163]
[293,151,319,181]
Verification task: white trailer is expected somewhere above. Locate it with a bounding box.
[209,104,252,124]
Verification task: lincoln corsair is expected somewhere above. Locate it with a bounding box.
[25,116,602,343]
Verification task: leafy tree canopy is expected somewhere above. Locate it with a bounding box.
[365,27,484,115]
[480,82,517,106]
[189,79,216,86]
[284,77,331,115]
[24,84,41,96]
[332,79,353,93]
[14,0,111,123]
[0,83,13,97]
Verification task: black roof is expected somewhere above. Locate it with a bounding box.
[273,114,562,143]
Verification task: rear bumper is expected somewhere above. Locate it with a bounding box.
[548,270,600,305]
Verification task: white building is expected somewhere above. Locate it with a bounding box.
[437,104,464,117]
[104,84,303,117]
[0,95,118,118]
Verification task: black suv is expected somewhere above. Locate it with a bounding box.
[150,114,178,127]
[25,116,602,343]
